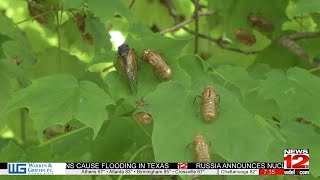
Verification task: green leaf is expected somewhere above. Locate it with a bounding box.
[48,126,94,161]
[92,118,143,162]
[62,0,86,10]
[281,121,320,177]
[0,141,26,161]
[2,40,36,65]
[212,65,259,95]
[254,42,312,70]
[4,74,114,138]
[86,15,112,52]
[34,47,86,79]
[208,0,289,38]
[290,0,320,17]
[259,67,320,127]
[87,0,132,21]
[0,12,29,44]
[105,35,189,108]
[132,0,175,30]
[144,81,274,162]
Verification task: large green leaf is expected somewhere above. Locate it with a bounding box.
[259,67,320,127]
[144,81,274,162]
[212,65,259,95]
[3,74,114,138]
[87,0,132,21]
[290,0,320,17]
[34,47,86,79]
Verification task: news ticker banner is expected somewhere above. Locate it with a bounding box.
[0,149,309,176]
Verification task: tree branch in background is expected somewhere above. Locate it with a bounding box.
[192,0,200,54]
[287,32,320,41]
[159,2,259,55]
[129,0,135,10]
[159,11,215,35]
[183,27,260,55]
[278,32,320,67]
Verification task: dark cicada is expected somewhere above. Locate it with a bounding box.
[117,43,138,94]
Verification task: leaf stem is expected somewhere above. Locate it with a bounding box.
[116,144,152,180]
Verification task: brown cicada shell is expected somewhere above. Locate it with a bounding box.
[83,33,93,45]
[193,133,211,162]
[235,28,256,46]
[201,86,219,123]
[43,124,76,140]
[117,43,138,94]
[74,12,93,45]
[143,49,171,80]
[134,112,153,124]
[27,0,48,25]
[247,14,274,32]
[75,13,85,34]
[296,117,312,125]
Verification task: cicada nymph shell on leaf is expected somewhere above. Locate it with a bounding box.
[74,12,94,45]
[193,133,211,162]
[296,117,312,125]
[142,49,171,80]
[117,43,138,94]
[43,124,76,140]
[200,86,219,123]
[27,0,49,25]
[235,28,256,46]
[247,14,274,32]
[134,112,153,124]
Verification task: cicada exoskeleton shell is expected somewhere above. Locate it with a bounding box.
[117,43,138,94]
[134,112,153,124]
[27,0,48,25]
[247,14,274,32]
[193,133,211,162]
[201,86,219,123]
[296,117,312,125]
[142,49,171,80]
[235,28,256,46]
[75,12,86,34]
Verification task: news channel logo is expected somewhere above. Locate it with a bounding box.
[8,163,54,175]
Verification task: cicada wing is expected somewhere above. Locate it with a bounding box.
[126,49,138,94]
[117,55,126,75]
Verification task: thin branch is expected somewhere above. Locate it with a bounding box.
[192,0,200,54]
[278,31,320,67]
[129,0,135,10]
[183,27,260,55]
[101,64,115,73]
[159,11,215,35]
[287,32,320,41]
[278,37,309,61]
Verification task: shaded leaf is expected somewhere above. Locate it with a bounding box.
[4,74,114,138]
